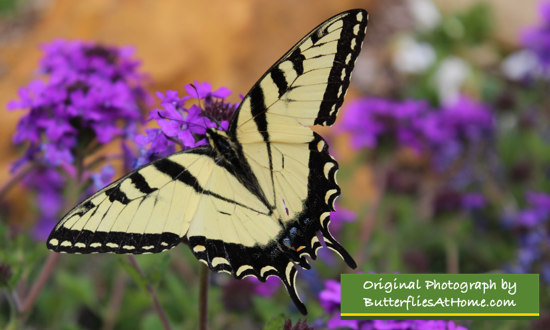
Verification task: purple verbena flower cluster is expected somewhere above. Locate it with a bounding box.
[508,191,550,282]
[339,97,430,151]
[521,1,550,71]
[134,81,238,167]
[319,280,468,330]
[8,39,150,240]
[339,95,494,171]
[9,39,149,168]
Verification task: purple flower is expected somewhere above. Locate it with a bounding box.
[516,191,550,227]
[517,209,543,227]
[506,192,550,281]
[437,96,494,143]
[340,95,494,173]
[526,191,550,212]
[461,193,486,210]
[338,97,430,150]
[371,320,467,329]
[319,280,468,329]
[42,141,75,166]
[319,280,360,329]
[32,217,59,242]
[9,39,149,170]
[419,96,493,170]
[521,1,550,71]
[184,80,232,99]
[134,82,238,167]
[92,164,115,190]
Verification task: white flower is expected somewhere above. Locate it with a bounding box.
[393,35,436,74]
[434,57,470,105]
[501,49,540,81]
[408,0,441,31]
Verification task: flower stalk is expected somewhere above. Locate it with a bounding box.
[127,255,172,330]
[198,263,209,330]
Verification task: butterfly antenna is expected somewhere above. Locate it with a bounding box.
[189,83,204,111]
[188,83,223,129]
[157,111,207,131]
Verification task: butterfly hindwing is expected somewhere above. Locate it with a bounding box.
[187,133,350,314]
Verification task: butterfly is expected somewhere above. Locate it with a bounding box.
[47,9,368,314]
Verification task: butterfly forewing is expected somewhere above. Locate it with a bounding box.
[231,9,367,133]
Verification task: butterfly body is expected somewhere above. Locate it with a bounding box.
[48,9,368,314]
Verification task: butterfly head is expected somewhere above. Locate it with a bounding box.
[206,128,237,162]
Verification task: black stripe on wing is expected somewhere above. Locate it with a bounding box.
[47,228,181,254]
[288,48,305,76]
[270,67,288,98]
[315,10,368,126]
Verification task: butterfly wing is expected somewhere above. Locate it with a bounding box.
[47,146,272,254]
[188,9,368,313]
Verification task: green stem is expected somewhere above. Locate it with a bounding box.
[4,290,18,327]
[356,159,389,265]
[127,255,171,330]
[445,222,459,274]
[446,239,459,274]
[198,263,209,330]
[102,271,127,330]
[18,252,60,314]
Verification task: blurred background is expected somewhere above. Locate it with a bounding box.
[1,0,549,329]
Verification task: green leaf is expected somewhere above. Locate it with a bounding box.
[145,253,171,285]
[55,271,95,307]
[0,0,19,15]
[264,314,286,330]
[457,2,493,44]
[118,256,148,292]
[142,313,165,330]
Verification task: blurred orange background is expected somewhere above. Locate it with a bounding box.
[0,0,539,220]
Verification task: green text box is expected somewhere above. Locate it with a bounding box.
[341,274,539,320]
